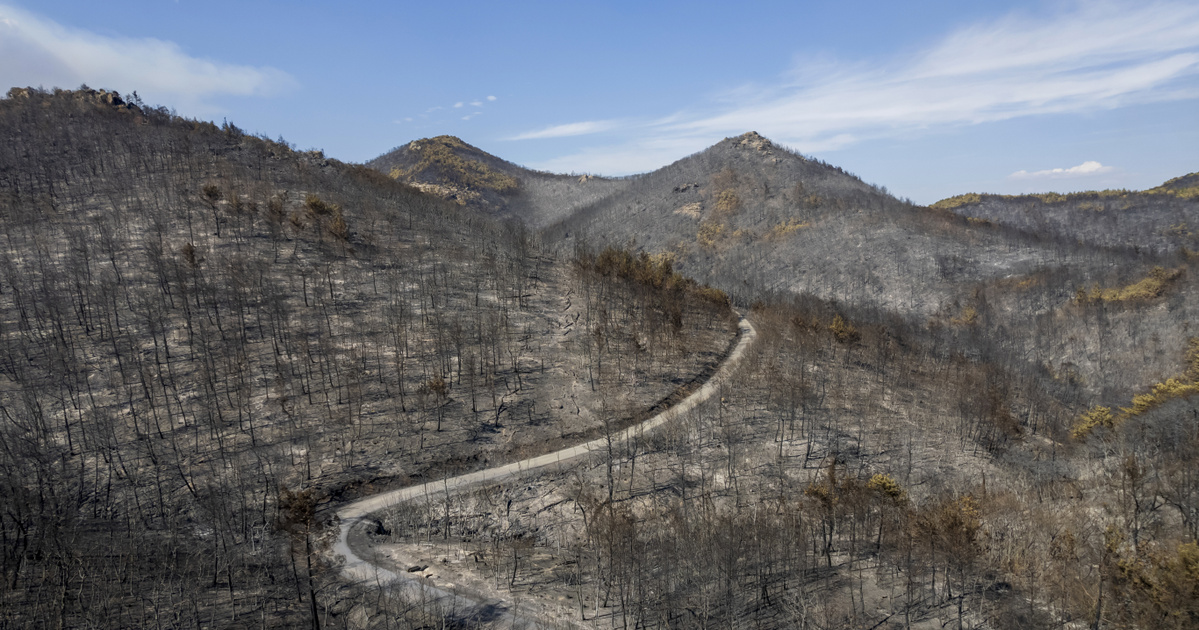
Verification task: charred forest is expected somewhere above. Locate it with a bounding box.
[2,87,1199,629]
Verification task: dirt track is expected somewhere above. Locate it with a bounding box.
[332,315,757,626]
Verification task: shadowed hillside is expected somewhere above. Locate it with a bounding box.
[368,135,631,227]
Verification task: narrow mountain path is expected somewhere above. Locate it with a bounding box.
[332,315,757,626]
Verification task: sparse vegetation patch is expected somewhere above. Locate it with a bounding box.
[1075,266,1183,304]
[389,135,518,192]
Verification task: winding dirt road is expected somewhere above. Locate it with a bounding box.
[332,315,756,625]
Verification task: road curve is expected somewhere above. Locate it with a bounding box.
[332,315,757,622]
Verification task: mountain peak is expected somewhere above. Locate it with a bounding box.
[731,131,773,151]
[407,135,468,151]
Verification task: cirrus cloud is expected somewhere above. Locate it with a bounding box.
[0,3,295,115]
[525,1,1199,176]
[508,119,621,140]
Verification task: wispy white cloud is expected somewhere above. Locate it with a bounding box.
[508,119,621,140]
[670,2,1199,143]
[416,96,496,121]
[1010,161,1114,179]
[0,3,295,115]
[530,1,1199,175]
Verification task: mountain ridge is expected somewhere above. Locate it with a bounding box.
[368,134,631,227]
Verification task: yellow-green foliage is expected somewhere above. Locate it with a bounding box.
[965,217,992,227]
[1073,337,1199,439]
[1076,266,1183,304]
[867,474,907,502]
[1104,539,1199,624]
[1032,192,1069,204]
[303,194,349,241]
[804,463,839,507]
[931,189,1140,210]
[697,221,725,247]
[714,189,741,215]
[1165,187,1199,199]
[828,314,860,344]
[1148,173,1199,200]
[930,193,982,210]
[583,246,729,306]
[391,136,517,192]
[592,247,685,290]
[304,193,337,216]
[1071,406,1115,439]
[325,211,349,241]
[1185,338,1199,380]
[1027,189,1130,203]
[1121,378,1199,416]
[766,218,810,240]
[693,285,731,307]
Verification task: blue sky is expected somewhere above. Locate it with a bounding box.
[1,1,1197,204]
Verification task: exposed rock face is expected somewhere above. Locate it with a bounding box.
[75,87,130,109]
[408,181,481,205]
[6,86,138,112]
[673,203,703,219]
[736,131,772,151]
[735,131,781,163]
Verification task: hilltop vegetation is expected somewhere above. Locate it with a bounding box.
[383,135,518,195]
[1151,172,1199,198]
[932,176,1199,253]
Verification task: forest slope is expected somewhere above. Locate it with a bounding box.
[933,175,1199,254]
[541,133,1198,402]
[354,132,1199,630]
[4,87,1198,630]
[0,87,735,628]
